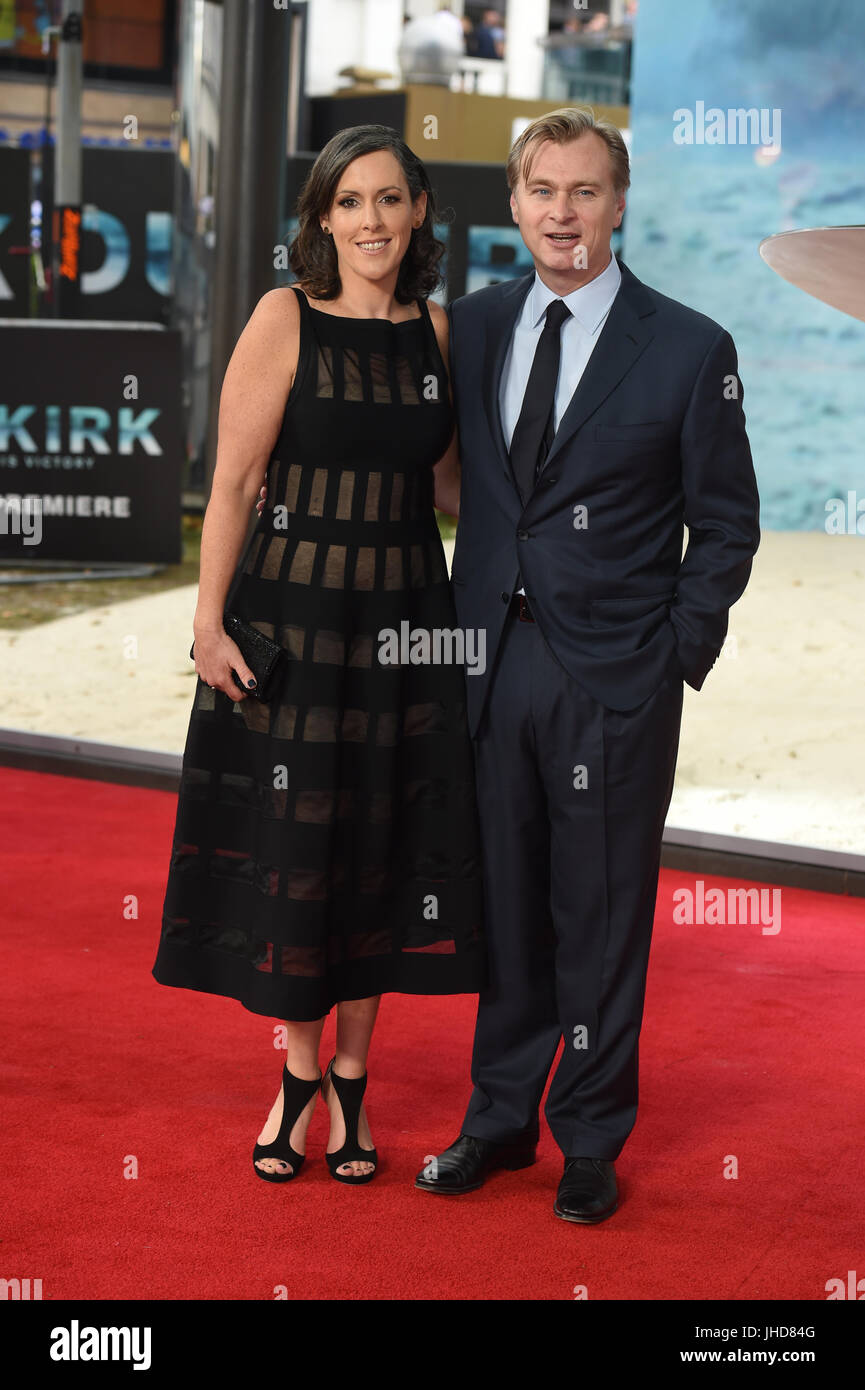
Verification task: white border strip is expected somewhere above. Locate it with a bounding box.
[0,727,181,773]
[0,319,165,329]
[662,824,864,872]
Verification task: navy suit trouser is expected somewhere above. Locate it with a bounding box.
[461,604,684,1160]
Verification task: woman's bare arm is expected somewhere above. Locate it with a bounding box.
[428,299,460,519]
[191,288,298,697]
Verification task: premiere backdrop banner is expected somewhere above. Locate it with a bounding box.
[0,148,32,319]
[0,147,615,326]
[626,0,865,531]
[0,323,183,563]
[39,147,175,324]
[0,148,174,325]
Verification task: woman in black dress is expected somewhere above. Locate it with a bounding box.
[152,126,485,1184]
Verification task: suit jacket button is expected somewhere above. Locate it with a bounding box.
[517,529,529,540]
[501,591,509,604]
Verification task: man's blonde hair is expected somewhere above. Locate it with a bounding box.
[506,106,630,196]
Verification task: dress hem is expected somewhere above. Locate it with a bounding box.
[151,941,487,1022]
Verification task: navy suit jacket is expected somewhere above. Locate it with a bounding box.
[447,258,761,738]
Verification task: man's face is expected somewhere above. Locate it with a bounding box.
[509,133,626,291]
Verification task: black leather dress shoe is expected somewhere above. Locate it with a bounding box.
[553,1157,618,1224]
[415,1132,538,1194]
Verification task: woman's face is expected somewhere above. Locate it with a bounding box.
[321,148,427,289]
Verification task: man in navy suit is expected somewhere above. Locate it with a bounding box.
[415,107,760,1221]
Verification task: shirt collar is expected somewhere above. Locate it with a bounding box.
[528,253,622,334]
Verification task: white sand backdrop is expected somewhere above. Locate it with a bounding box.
[1,532,862,856]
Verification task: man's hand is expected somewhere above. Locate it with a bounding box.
[255,484,267,517]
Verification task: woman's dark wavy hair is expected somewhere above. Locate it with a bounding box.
[288,125,446,303]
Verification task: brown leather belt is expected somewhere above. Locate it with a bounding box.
[511,593,535,622]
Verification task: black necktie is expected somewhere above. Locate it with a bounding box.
[508,297,571,504]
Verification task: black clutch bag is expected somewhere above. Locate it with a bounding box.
[189,610,288,703]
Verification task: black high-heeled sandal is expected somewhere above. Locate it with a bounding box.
[322,1056,378,1185]
[252,1063,321,1184]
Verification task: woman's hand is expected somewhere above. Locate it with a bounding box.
[191,627,257,701]
[255,484,267,517]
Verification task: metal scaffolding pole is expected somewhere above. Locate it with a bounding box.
[52,0,84,317]
[204,0,293,495]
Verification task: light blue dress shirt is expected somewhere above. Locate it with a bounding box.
[499,253,622,594]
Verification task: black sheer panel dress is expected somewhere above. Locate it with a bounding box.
[152,286,486,1020]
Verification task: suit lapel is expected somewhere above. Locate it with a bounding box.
[482,273,534,480]
[540,260,656,473]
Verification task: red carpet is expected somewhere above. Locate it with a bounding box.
[1,766,862,1300]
